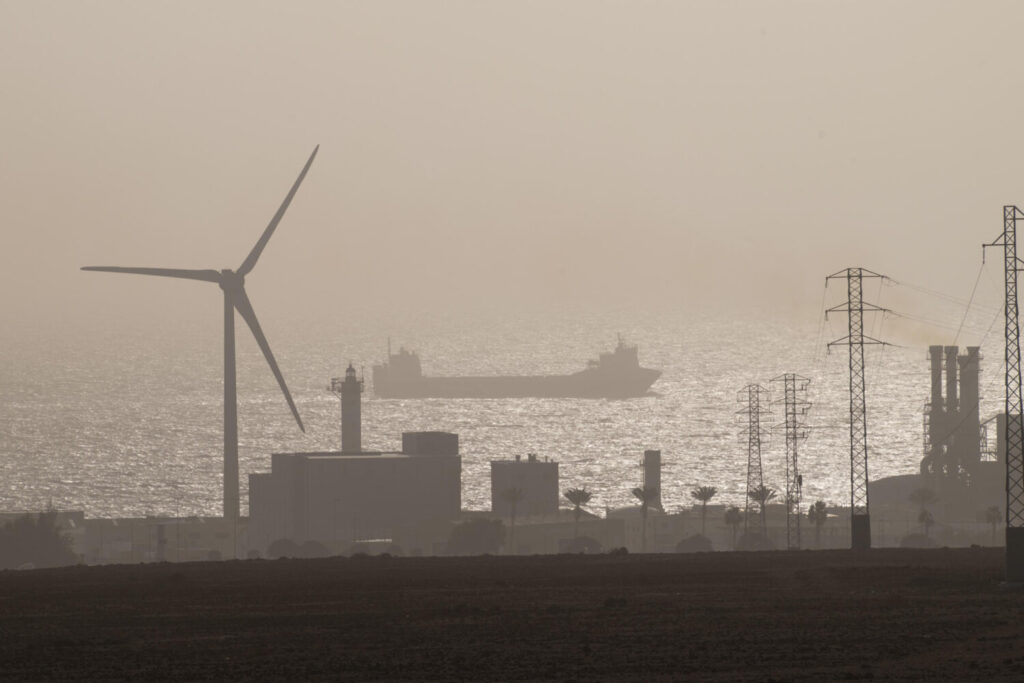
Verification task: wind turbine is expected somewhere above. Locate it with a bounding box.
[82,146,318,520]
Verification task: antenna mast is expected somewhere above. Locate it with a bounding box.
[984,207,1024,581]
[826,267,889,550]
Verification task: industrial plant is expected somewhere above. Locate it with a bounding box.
[18,147,1024,569]
[40,322,1021,565]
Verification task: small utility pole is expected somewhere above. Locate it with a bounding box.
[826,267,889,551]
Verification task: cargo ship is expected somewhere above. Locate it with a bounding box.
[372,338,660,399]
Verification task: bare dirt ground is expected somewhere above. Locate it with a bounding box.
[1,548,1022,681]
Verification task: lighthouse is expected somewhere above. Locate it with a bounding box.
[330,363,364,453]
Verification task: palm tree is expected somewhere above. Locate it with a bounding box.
[563,487,593,538]
[724,506,743,549]
[631,486,656,552]
[747,485,777,535]
[985,506,1001,545]
[690,486,717,536]
[500,487,525,554]
[807,501,828,549]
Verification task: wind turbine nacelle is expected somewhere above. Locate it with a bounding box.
[219,269,244,291]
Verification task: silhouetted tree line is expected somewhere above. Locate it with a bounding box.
[0,510,77,569]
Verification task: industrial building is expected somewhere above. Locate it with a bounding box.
[921,345,983,486]
[247,364,461,556]
[872,344,1002,524]
[491,453,559,518]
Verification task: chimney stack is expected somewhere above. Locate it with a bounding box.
[643,449,663,512]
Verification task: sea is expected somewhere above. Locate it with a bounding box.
[0,296,1009,519]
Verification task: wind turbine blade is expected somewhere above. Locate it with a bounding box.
[237,145,319,277]
[81,266,222,283]
[231,286,305,433]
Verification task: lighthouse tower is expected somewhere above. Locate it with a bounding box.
[329,363,364,453]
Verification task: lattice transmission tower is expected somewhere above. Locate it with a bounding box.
[826,267,889,551]
[738,384,771,538]
[984,206,1024,581]
[771,373,811,550]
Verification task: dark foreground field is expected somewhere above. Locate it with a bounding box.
[1,548,1023,681]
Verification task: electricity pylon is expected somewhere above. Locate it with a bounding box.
[738,384,771,538]
[771,373,811,550]
[826,267,889,550]
[984,207,1024,582]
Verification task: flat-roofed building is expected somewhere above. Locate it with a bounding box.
[491,453,559,518]
[248,431,460,555]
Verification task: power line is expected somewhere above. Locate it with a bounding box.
[954,262,987,346]
[886,276,1002,315]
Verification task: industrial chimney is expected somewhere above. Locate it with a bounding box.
[958,346,982,473]
[643,449,663,512]
[944,346,959,413]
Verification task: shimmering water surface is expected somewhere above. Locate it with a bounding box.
[0,306,1006,518]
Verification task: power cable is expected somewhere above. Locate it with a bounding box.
[954,262,986,345]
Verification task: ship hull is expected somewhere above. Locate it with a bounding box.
[373,368,660,399]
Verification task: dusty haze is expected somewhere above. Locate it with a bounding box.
[2,1,1024,334]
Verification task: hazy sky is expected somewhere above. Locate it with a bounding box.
[4,1,1024,330]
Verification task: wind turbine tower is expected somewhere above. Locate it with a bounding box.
[82,146,319,520]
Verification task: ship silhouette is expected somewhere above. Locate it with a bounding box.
[372,338,660,399]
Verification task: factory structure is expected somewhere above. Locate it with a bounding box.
[245,363,680,556]
[919,345,1003,505]
[491,454,559,518]
[921,346,983,486]
[868,344,1003,526]
[41,344,1023,565]
[24,344,1018,566]
[248,365,461,555]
